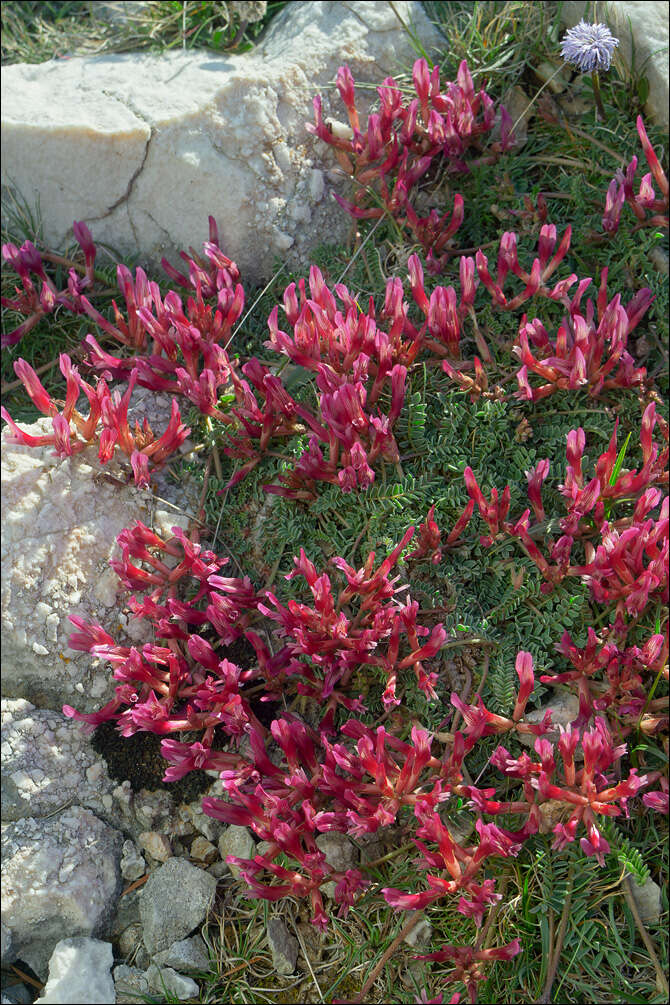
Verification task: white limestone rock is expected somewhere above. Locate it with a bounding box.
[93,1,151,22]
[35,937,115,1005]
[1,807,122,979]
[0,921,13,966]
[1,1,442,285]
[1,698,115,821]
[627,873,662,924]
[0,414,196,714]
[403,915,433,947]
[560,2,669,129]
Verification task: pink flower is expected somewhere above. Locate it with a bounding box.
[525,459,550,522]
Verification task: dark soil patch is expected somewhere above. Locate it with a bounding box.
[90,634,263,802]
[91,722,212,803]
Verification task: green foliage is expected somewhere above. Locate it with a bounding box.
[1,3,668,1003]
[599,817,651,887]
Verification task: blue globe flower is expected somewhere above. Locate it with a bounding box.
[560,19,619,73]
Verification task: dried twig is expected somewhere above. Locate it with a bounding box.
[352,913,423,1003]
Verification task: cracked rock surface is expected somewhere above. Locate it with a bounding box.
[1,807,123,979]
[0,405,198,714]
[1,698,115,822]
[1,1,441,284]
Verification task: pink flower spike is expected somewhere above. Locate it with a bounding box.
[98,428,118,463]
[463,466,486,510]
[637,115,669,198]
[51,414,74,457]
[643,790,669,814]
[12,359,58,416]
[459,255,476,310]
[72,220,97,280]
[130,451,151,488]
[408,254,429,314]
[512,651,535,721]
[68,615,117,653]
[602,178,625,233]
[525,458,549,522]
[445,498,475,545]
[1,406,56,448]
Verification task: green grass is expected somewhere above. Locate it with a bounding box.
[1,2,668,1003]
[1,1,288,64]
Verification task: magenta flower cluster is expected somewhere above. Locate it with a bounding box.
[459,401,668,618]
[307,59,514,272]
[61,513,665,1004]
[1,220,96,347]
[602,116,669,235]
[2,56,667,1004]
[1,356,190,485]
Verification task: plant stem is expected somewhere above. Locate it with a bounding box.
[358,840,416,872]
[622,875,669,998]
[352,912,424,1004]
[2,354,61,393]
[591,70,606,122]
[538,863,574,1004]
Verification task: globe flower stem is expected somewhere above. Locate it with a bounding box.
[591,70,606,122]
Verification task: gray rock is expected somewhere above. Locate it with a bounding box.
[120,840,146,882]
[649,246,669,276]
[560,2,669,129]
[266,917,299,976]
[403,915,432,947]
[1,921,13,965]
[154,934,211,975]
[0,2,442,285]
[533,60,570,93]
[628,873,662,924]
[35,937,115,1004]
[113,964,149,1005]
[1,808,122,979]
[1,700,115,822]
[518,690,580,749]
[182,799,224,843]
[315,832,358,872]
[111,886,144,942]
[117,922,149,968]
[140,857,216,954]
[499,85,532,148]
[129,786,175,834]
[1,987,32,1005]
[146,964,199,1001]
[207,860,229,879]
[218,824,256,878]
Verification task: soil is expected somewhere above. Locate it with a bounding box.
[91,634,262,802]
